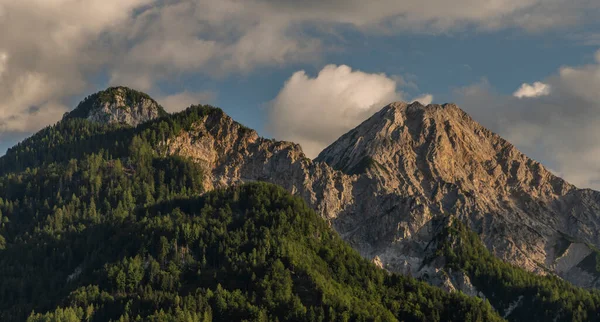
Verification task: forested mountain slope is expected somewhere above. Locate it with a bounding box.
[11,182,503,322]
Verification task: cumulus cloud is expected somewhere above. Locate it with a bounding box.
[269,64,431,157]
[513,82,551,98]
[454,49,600,189]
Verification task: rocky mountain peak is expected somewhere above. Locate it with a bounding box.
[63,86,166,126]
[310,101,600,284]
[316,100,571,198]
[316,101,474,169]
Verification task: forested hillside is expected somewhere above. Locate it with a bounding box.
[436,221,600,321]
[14,183,503,322]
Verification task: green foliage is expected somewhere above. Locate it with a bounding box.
[27,306,88,322]
[438,220,600,322]
[0,104,219,174]
[0,183,500,321]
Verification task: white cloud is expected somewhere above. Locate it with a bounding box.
[455,49,600,189]
[269,64,431,157]
[412,94,434,105]
[156,91,216,113]
[513,81,551,98]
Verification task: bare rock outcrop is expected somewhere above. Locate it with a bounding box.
[163,109,356,220]
[64,86,165,127]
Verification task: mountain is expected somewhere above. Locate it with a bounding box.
[158,99,600,289]
[0,92,502,321]
[316,102,600,289]
[63,86,167,126]
[3,87,600,321]
[314,102,595,279]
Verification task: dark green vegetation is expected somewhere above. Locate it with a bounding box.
[438,220,600,322]
[0,102,220,174]
[0,99,501,321]
[11,183,502,322]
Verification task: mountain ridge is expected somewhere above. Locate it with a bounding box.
[313,100,600,287]
[161,98,600,290]
[7,88,600,288]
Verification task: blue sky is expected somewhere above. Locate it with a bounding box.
[199,29,597,133]
[2,0,600,188]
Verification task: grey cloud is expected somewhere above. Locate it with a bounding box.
[2,0,600,148]
[0,0,150,134]
[259,0,599,32]
[454,51,600,189]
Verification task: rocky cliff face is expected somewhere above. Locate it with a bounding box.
[64,86,165,126]
[162,109,356,219]
[315,102,600,288]
[163,101,600,290]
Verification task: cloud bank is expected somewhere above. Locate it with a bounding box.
[269,64,431,157]
[2,0,599,143]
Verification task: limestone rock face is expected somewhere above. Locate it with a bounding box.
[317,102,600,288]
[163,109,356,220]
[165,101,600,290]
[65,87,165,127]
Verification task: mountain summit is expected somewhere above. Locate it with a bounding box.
[63,86,166,126]
[319,101,570,202]
[316,101,591,280]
